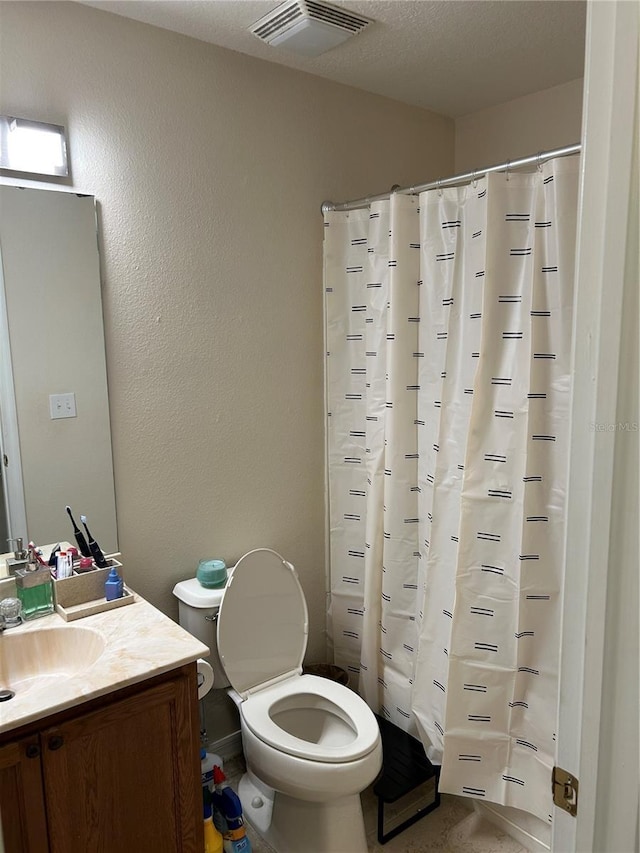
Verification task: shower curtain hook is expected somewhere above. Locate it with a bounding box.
[437,178,443,197]
[472,169,478,189]
[536,151,544,173]
[505,159,511,182]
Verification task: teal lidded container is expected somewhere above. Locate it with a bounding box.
[196,559,227,589]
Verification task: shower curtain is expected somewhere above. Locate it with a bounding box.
[324,157,579,822]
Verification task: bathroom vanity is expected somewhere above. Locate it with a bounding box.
[0,591,208,852]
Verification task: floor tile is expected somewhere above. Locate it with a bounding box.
[222,753,525,853]
[445,811,528,853]
[367,793,472,852]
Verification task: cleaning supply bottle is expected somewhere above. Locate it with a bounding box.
[209,779,228,840]
[201,747,224,794]
[212,766,252,853]
[211,797,228,841]
[203,794,224,853]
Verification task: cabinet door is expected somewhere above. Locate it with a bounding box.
[40,673,201,853]
[0,738,49,853]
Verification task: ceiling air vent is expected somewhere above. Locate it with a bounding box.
[250,0,373,57]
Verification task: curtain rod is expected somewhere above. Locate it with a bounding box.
[321,142,581,214]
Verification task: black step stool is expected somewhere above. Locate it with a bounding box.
[372,714,441,844]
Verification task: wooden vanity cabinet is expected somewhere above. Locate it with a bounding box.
[0,737,48,852]
[0,664,203,853]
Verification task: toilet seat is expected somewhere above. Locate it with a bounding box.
[241,673,380,764]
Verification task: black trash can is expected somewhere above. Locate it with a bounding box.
[302,663,349,686]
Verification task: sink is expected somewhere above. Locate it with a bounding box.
[0,626,106,697]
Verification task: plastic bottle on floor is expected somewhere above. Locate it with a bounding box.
[212,766,252,853]
[201,748,224,793]
[203,796,224,853]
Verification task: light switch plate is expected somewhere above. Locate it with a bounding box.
[49,392,77,419]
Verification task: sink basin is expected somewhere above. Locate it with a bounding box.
[0,626,106,696]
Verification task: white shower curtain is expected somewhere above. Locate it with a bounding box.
[324,157,579,822]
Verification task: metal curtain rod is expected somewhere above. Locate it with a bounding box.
[321,142,581,213]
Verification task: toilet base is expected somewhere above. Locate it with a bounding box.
[239,771,368,853]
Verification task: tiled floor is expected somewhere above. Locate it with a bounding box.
[224,755,528,853]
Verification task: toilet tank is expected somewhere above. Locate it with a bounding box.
[173,578,230,688]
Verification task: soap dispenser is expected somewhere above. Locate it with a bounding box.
[6,538,29,575]
[15,551,54,620]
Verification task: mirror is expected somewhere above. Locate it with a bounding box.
[0,186,117,573]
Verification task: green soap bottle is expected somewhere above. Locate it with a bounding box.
[15,566,54,620]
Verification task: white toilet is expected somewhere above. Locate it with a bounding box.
[174,548,382,853]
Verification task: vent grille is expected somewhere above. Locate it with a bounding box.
[305,1,370,32]
[251,0,371,43]
[253,2,303,40]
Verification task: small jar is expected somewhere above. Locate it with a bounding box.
[196,559,227,589]
[0,596,23,628]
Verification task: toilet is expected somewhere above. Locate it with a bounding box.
[174,548,382,853]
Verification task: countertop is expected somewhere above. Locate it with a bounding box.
[0,590,209,735]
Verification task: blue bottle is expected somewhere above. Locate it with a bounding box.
[212,766,252,853]
[105,567,124,600]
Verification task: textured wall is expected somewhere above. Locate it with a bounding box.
[0,1,453,676]
[455,78,583,173]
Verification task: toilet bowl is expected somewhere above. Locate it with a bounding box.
[238,674,381,799]
[215,548,382,853]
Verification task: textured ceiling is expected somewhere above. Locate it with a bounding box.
[81,0,586,118]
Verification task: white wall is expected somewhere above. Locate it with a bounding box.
[455,78,583,173]
[0,0,453,716]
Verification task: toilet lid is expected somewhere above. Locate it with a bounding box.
[217,548,308,697]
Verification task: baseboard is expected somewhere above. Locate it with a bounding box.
[208,729,243,761]
[474,802,551,853]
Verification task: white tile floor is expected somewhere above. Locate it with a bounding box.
[224,755,528,853]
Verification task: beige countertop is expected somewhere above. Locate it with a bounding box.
[0,590,209,735]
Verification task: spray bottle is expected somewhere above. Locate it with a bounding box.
[201,747,224,794]
[212,766,252,853]
[203,790,224,853]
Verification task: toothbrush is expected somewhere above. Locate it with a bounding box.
[80,514,108,568]
[27,542,48,566]
[66,506,92,558]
